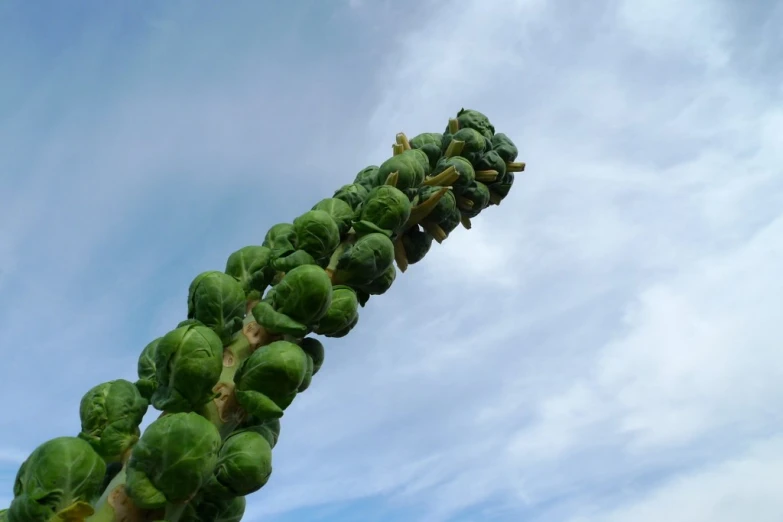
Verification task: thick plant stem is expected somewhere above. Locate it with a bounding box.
[421,166,458,187]
[475,170,498,182]
[392,143,404,156]
[395,133,411,150]
[444,140,464,158]
[422,221,447,243]
[404,186,449,229]
[448,117,459,134]
[506,161,525,172]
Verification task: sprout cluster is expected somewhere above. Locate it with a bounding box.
[0,109,523,522]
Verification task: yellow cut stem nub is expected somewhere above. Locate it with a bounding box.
[396,133,412,150]
[422,221,447,243]
[460,215,472,230]
[475,170,498,183]
[392,143,405,156]
[444,140,465,158]
[405,186,449,228]
[506,161,526,172]
[488,192,503,205]
[457,196,474,210]
[394,238,409,272]
[421,165,458,187]
[385,171,399,187]
[448,118,460,134]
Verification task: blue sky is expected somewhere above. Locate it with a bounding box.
[1,0,782,521]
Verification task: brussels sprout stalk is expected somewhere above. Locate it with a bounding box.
[4,109,525,522]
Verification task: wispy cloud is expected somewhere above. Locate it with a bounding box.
[1,0,781,521]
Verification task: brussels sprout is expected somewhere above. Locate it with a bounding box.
[312,197,354,237]
[328,314,359,337]
[151,324,223,413]
[401,227,433,264]
[292,210,341,265]
[377,150,427,192]
[442,127,486,162]
[353,185,412,237]
[8,437,106,522]
[356,288,371,307]
[314,285,359,337]
[136,337,161,400]
[299,337,325,376]
[490,132,518,163]
[271,249,318,272]
[453,108,495,140]
[333,183,369,211]
[459,181,491,218]
[433,156,475,194]
[410,132,443,171]
[332,233,395,286]
[489,172,515,205]
[233,341,309,421]
[187,271,246,344]
[356,264,396,295]
[298,355,314,392]
[213,432,273,496]
[252,265,333,336]
[126,412,221,508]
[224,246,275,300]
[181,494,246,522]
[353,165,381,190]
[262,223,298,259]
[236,418,281,449]
[78,379,149,463]
[474,150,507,183]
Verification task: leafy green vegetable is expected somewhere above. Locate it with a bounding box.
[333,183,370,211]
[432,156,475,194]
[151,324,224,413]
[187,271,246,344]
[8,437,106,522]
[353,165,381,190]
[453,108,495,140]
[262,223,298,259]
[377,150,427,192]
[312,198,355,237]
[314,285,359,337]
[410,132,443,170]
[401,227,433,264]
[332,233,395,286]
[490,132,518,163]
[213,432,273,496]
[233,341,309,421]
[78,379,149,463]
[224,246,275,301]
[135,337,161,400]
[126,412,221,508]
[353,185,412,237]
[299,337,325,376]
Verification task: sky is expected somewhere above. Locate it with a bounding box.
[1,0,782,521]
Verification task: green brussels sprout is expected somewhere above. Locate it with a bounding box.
[187,271,246,344]
[377,150,427,192]
[332,232,395,286]
[333,183,369,211]
[151,324,223,413]
[236,418,281,449]
[251,265,333,336]
[353,165,381,190]
[224,246,275,300]
[490,133,518,163]
[409,149,432,177]
[416,186,458,224]
[433,156,475,194]
[136,337,161,400]
[442,128,487,165]
[233,341,309,421]
[262,223,298,259]
[453,108,495,140]
[489,172,515,204]
[181,494,245,522]
[78,379,149,463]
[459,181,491,218]
[353,185,412,237]
[312,197,354,237]
[328,314,359,337]
[356,288,371,307]
[475,150,507,182]
[401,227,433,264]
[177,318,204,328]
[299,337,325,376]
[0,509,6,521]
[356,264,396,295]
[292,210,340,265]
[314,285,359,337]
[410,132,443,171]
[126,412,221,508]
[439,206,462,235]
[298,354,314,392]
[271,249,317,272]
[8,437,106,522]
[213,432,273,496]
